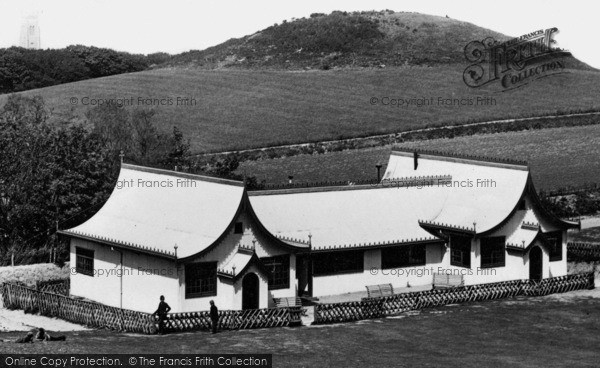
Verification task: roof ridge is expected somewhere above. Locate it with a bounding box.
[121,163,245,187]
[249,175,453,195]
[391,148,529,167]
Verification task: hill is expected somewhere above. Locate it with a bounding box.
[5,64,600,153]
[165,10,513,69]
[2,10,599,153]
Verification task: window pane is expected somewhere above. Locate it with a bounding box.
[313,250,364,276]
[75,247,94,276]
[480,237,506,268]
[450,236,471,268]
[546,231,562,261]
[382,245,426,269]
[234,222,243,234]
[185,262,217,298]
[261,255,290,290]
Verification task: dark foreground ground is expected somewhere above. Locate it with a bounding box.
[1,293,599,368]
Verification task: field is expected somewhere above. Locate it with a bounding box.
[238,124,600,190]
[1,293,599,367]
[3,65,600,152]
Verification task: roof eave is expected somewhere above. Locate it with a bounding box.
[58,230,177,260]
[525,175,581,230]
[311,238,444,253]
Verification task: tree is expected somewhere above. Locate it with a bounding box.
[0,95,115,265]
[86,102,132,158]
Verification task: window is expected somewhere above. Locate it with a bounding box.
[312,250,364,276]
[234,222,243,234]
[261,255,290,290]
[450,236,471,268]
[185,262,217,298]
[480,237,506,268]
[75,247,94,276]
[545,231,563,261]
[382,245,426,269]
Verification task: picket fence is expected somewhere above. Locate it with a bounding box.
[314,272,595,324]
[1,283,304,334]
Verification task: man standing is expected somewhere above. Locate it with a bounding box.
[209,300,219,334]
[153,295,171,335]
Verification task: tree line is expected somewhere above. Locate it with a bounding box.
[0,95,261,266]
[0,45,171,93]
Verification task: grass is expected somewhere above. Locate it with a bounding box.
[3,63,600,153]
[167,11,511,69]
[238,124,600,190]
[1,295,599,367]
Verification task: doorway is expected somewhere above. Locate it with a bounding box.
[242,273,259,310]
[529,246,543,281]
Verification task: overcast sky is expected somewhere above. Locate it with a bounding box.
[1,0,598,68]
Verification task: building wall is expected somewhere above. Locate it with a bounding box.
[179,210,297,311]
[311,243,443,297]
[233,265,270,309]
[69,238,179,314]
[436,194,569,286]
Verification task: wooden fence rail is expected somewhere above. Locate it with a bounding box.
[568,242,600,262]
[2,282,155,333]
[164,306,304,332]
[314,272,595,324]
[1,283,304,334]
[36,279,70,296]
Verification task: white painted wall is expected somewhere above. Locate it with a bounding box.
[435,194,569,286]
[180,210,297,311]
[233,266,270,310]
[70,238,179,313]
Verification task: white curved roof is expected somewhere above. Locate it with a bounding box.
[63,164,245,259]
[384,150,530,234]
[250,150,531,248]
[250,185,441,250]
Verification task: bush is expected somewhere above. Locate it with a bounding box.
[0,262,70,287]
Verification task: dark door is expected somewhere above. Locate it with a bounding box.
[296,255,310,297]
[529,246,543,281]
[242,273,259,310]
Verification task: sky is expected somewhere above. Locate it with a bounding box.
[0,0,598,68]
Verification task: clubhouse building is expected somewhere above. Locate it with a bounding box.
[59,149,578,313]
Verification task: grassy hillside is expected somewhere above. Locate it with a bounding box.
[2,10,598,153]
[165,11,512,69]
[5,64,600,153]
[237,124,600,190]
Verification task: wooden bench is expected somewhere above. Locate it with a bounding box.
[273,296,302,307]
[365,283,394,298]
[432,273,464,289]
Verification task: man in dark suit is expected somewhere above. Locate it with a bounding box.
[153,295,171,334]
[209,300,219,334]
